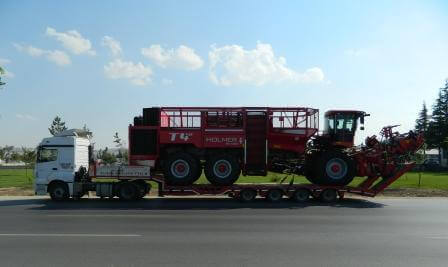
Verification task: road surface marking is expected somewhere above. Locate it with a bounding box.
[0,234,141,237]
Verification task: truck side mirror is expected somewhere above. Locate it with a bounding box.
[360,116,364,124]
[360,126,365,130]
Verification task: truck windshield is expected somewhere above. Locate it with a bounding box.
[37,148,58,163]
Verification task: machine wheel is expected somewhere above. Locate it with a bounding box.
[320,189,338,203]
[191,158,203,183]
[306,151,355,186]
[291,188,311,202]
[266,189,283,202]
[49,182,69,201]
[205,154,241,186]
[118,182,138,201]
[239,189,257,202]
[164,152,200,186]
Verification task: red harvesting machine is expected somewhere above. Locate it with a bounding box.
[127,107,423,199]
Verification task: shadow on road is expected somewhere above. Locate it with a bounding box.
[0,197,385,210]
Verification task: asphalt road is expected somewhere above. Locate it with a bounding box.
[0,196,447,267]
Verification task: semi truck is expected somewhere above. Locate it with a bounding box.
[34,107,423,202]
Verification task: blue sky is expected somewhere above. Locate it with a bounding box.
[1,0,447,148]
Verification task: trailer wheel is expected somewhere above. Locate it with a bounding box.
[239,189,257,202]
[266,189,283,202]
[291,189,311,202]
[49,182,69,201]
[320,189,338,203]
[164,152,200,186]
[118,182,138,201]
[307,151,355,186]
[205,154,241,186]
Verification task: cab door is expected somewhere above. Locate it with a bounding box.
[35,147,59,184]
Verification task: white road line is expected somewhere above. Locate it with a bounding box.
[424,236,448,240]
[0,234,141,237]
[47,214,171,218]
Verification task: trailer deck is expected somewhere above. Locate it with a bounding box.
[91,163,415,202]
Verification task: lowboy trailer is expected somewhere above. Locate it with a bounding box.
[34,106,423,202]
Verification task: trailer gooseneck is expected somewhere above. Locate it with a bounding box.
[34,106,423,203]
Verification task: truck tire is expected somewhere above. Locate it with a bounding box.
[266,189,283,202]
[49,182,69,201]
[133,180,150,200]
[239,189,257,202]
[320,189,338,203]
[306,151,355,186]
[204,154,241,186]
[291,188,311,202]
[118,182,138,201]
[164,152,200,186]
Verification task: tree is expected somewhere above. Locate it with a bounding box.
[113,132,122,147]
[0,146,14,163]
[97,147,116,165]
[48,116,68,136]
[21,147,36,179]
[82,124,93,137]
[113,132,128,164]
[0,66,5,88]
[415,102,429,135]
[426,81,448,163]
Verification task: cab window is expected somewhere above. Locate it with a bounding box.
[37,148,58,163]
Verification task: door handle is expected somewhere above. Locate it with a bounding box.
[52,168,58,170]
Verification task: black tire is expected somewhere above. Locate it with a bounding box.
[305,151,355,186]
[191,158,203,183]
[133,180,150,200]
[204,154,241,186]
[320,189,338,203]
[291,188,311,202]
[266,189,283,202]
[118,182,138,201]
[49,182,69,201]
[239,189,257,202]
[163,152,200,186]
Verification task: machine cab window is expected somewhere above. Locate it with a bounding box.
[37,147,58,163]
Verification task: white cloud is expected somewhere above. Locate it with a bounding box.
[14,43,71,66]
[104,59,152,86]
[208,43,324,86]
[0,58,11,65]
[46,27,96,55]
[141,44,203,70]
[46,50,71,66]
[101,36,122,57]
[16,114,37,121]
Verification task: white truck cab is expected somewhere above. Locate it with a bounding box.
[34,129,91,198]
[35,129,151,201]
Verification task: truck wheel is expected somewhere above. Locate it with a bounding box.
[204,154,240,186]
[133,180,150,200]
[118,182,138,201]
[307,151,355,186]
[49,182,69,201]
[164,152,199,186]
[320,189,338,203]
[239,189,257,202]
[291,188,311,202]
[266,189,283,202]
